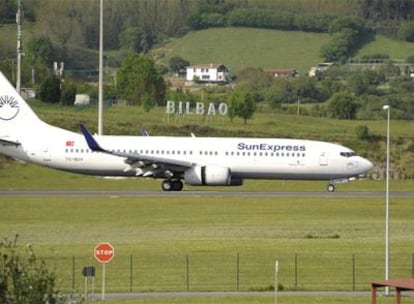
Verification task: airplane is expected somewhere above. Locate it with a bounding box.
[0,71,373,192]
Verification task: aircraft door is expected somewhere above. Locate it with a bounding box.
[319,152,328,166]
[28,145,52,163]
[40,147,52,162]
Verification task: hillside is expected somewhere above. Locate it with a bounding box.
[156,28,414,74]
[157,28,331,74]
[355,34,414,60]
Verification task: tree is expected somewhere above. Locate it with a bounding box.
[169,56,190,75]
[326,92,357,119]
[39,75,61,104]
[264,78,296,106]
[321,17,368,62]
[119,26,150,53]
[117,54,166,108]
[0,0,16,23]
[347,70,384,96]
[24,36,53,86]
[236,67,272,95]
[227,88,256,124]
[0,235,62,304]
[26,36,53,64]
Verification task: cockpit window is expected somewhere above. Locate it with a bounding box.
[340,151,356,157]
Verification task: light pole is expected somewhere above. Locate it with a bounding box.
[98,0,104,135]
[383,104,390,295]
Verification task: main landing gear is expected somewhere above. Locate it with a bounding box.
[161,179,183,191]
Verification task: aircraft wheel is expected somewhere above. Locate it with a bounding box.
[327,184,335,192]
[161,180,173,191]
[172,180,184,191]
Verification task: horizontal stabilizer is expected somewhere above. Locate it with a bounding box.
[0,137,20,146]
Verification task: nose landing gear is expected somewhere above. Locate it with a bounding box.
[327,178,350,192]
[327,184,336,192]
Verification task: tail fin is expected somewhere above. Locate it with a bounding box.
[0,72,42,134]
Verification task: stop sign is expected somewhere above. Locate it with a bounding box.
[94,242,114,263]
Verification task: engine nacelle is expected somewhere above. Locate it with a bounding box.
[184,165,232,186]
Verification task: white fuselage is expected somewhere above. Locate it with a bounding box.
[0,120,372,182]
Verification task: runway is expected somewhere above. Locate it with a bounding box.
[0,189,413,197]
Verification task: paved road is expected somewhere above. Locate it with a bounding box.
[0,189,413,197]
[95,291,371,301]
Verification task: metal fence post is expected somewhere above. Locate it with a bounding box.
[186,255,190,291]
[412,253,414,278]
[72,256,75,291]
[294,252,298,289]
[352,253,356,291]
[236,252,240,291]
[130,255,133,292]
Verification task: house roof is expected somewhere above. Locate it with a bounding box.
[188,63,227,69]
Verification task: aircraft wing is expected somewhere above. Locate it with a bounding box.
[79,124,194,176]
[0,136,20,146]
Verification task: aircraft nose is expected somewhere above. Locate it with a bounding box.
[361,157,374,172]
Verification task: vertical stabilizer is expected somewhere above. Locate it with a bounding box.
[0,72,41,129]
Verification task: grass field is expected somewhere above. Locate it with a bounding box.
[1,192,414,304]
[356,34,414,61]
[158,28,331,74]
[158,27,414,75]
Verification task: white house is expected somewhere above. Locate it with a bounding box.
[186,63,231,84]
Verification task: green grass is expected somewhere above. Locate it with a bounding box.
[1,161,413,191]
[158,28,331,74]
[157,27,414,75]
[356,34,414,60]
[104,295,397,304]
[1,195,414,295]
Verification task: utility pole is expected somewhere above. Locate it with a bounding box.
[16,0,23,94]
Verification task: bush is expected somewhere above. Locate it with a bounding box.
[39,75,61,103]
[326,92,357,119]
[355,125,370,140]
[0,235,63,304]
[60,82,77,105]
[321,16,369,62]
[398,21,414,42]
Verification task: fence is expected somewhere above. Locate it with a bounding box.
[45,251,414,294]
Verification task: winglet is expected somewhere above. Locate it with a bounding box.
[79,124,105,152]
[140,128,149,136]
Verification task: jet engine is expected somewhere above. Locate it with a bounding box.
[184,165,233,186]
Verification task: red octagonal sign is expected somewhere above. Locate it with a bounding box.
[94,242,114,263]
